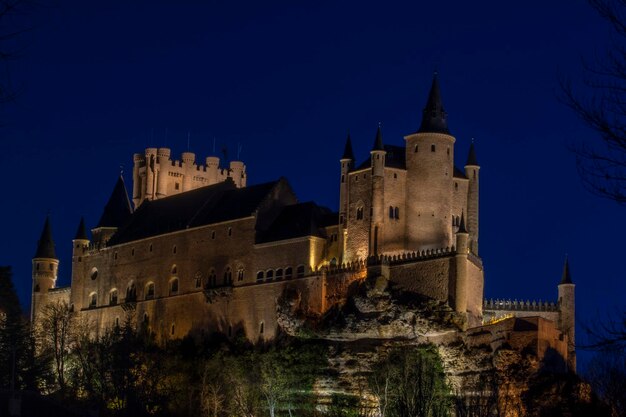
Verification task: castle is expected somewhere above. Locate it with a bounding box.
[30,75,576,370]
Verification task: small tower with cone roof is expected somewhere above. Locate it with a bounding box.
[558,256,576,371]
[454,212,469,324]
[370,126,386,256]
[92,176,133,246]
[465,141,480,255]
[31,216,59,321]
[338,133,355,261]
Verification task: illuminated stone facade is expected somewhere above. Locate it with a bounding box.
[30,75,576,370]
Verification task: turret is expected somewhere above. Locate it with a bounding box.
[92,176,133,246]
[144,148,158,201]
[132,153,145,208]
[454,212,469,322]
[156,148,171,198]
[229,160,246,188]
[558,257,576,371]
[181,152,196,191]
[370,126,386,255]
[206,156,220,183]
[31,216,59,322]
[465,142,480,255]
[338,133,354,261]
[404,73,456,250]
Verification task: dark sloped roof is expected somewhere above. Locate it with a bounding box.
[372,126,384,151]
[108,179,285,245]
[458,211,467,233]
[561,257,573,284]
[466,142,478,166]
[342,133,355,160]
[96,176,133,228]
[34,216,56,259]
[257,202,335,243]
[357,144,406,170]
[417,73,450,135]
[74,217,88,240]
[453,166,467,179]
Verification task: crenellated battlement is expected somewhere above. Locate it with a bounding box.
[483,298,559,312]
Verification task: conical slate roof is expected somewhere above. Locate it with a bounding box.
[74,217,88,240]
[34,216,56,259]
[466,142,478,166]
[96,176,133,228]
[417,73,450,135]
[458,211,468,234]
[372,126,384,151]
[561,257,573,284]
[342,133,355,160]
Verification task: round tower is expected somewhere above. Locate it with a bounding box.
[229,161,246,188]
[454,212,469,322]
[465,142,480,255]
[405,74,456,250]
[205,156,220,184]
[132,153,144,208]
[31,216,59,322]
[144,148,158,201]
[156,148,171,198]
[338,133,354,262]
[558,257,576,372]
[181,152,196,191]
[370,126,386,256]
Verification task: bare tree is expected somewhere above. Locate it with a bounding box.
[561,0,626,203]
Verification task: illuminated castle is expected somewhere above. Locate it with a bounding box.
[30,75,576,370]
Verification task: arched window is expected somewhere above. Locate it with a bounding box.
[431,144,436,152]
[275,268,283,280]
[126,283,136,302]
[171,323,175,336]
[207,269,217,288]
[171,264,177,274]
[195,272,202,288]
[394,207,400,219]
[170,278,179,295]
[266,270,274,281]
[109,289,118,306]
[414,145,418,153]
[237,268,244,281]
[172,245,177,254]
[259,322,264,334]
[145,282,155,300]
[223,267,232,285]
[296,265,305,278]
[285,267,293,279]
[90,267,98,280]
[257,271,264,282]
[228,227,232,237]
[89,292,97,308]
[356,207,364,220]
[389,206,394,219]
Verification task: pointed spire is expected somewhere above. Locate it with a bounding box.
[560,256,573,284]
[372,124,384,151]
[34,216,57,259]
[417,73,450,135]
[342,133,355,160]
[466,140,478,166]
[458,211,468,234]
[74,217,88,240]
[96,176,133,228]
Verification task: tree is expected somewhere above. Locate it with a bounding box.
[562,0,626,203]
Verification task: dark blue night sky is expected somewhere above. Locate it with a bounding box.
[1,1,621,368]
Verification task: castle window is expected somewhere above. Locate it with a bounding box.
[131,248,135,256]
[473,171,476,179]
[454,182,458,190]
[237,268,244,281]
[394,207,400,219]
[447,147,450,156]
[172,245,177,254]
[394,173,397,179]
[211,231,216,239]
[257,271,264,282]
[377,154,380,160]
[90,267,98,280]
[356,207,364,220]
[260,322,264,335]
[89,292,97,308]
[296,265,305,278]
[78,256,82,262]
[389,206,394,219]
[341,175,345,183]
[149,244,153,252]
[355,176,358,182]
[415,145,418,153]
[224,267,232,285]
[114,252,118,260]
[266,270,274,281]
[145,282,155,300]
[171,264,177,274]
[115,317,120,328]
[285,267,293,279]
[171,323,175,336]
[276,268,283,280]
[126,283,136,302]
[170,278,179,295]
[195,272,202,288]
[228,227,232,237]
[36,264,39,271]
[109,289,118,306]
[49,263,54,271]
[207,270,217,288]
[175,182,180,190]
[431,144,436,152]
[34,283,40,292]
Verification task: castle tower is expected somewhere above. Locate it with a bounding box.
[465,142,480,255]
[558,257,576,371]
[92,176,133,246]
[156,147,172,198]
[31,216,59,322]
[229,160,246,188]
[206,155,220,184]
[338,133,354,262]
[370,126,386,255]
[404,74,456,251]
[181,151,196,191]
[454,212,469,322]
[71,217,89,275]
